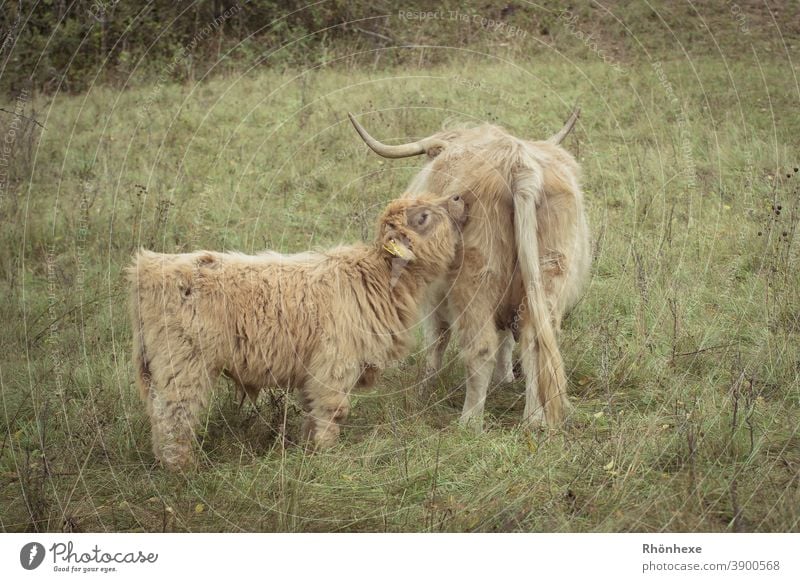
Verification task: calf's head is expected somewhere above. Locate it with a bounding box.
[377,194,466,274]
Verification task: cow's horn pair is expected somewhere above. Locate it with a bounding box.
[348,107,580,158]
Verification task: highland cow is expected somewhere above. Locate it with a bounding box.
[348,110,590,429]
[128,195,466,471]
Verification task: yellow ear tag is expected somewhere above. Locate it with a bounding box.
[383,239,406,259]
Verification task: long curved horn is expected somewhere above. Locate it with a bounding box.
[348,113,448,158]
[547,106,580,145]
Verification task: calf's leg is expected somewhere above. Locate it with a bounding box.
[147,350,215,471]
[300,375,356,449]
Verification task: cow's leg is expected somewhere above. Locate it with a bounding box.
[300,374,356,449]
[423,303,452,386]
[450,289,498,432]
[491,328,515,384]
[420,280,452,387]
[148,351,216,471]
[540,251,570,335]
[458,314,498,431]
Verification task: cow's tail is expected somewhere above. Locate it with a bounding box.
[513,157,568,426]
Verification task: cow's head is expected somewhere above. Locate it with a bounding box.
[348,109,579,206]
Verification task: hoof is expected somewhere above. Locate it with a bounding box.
[420,367,440,392]
[492,369,515,384]
[522,407,546,430]
[459,413,484,435]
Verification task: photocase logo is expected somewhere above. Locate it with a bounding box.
[20,542,46,570]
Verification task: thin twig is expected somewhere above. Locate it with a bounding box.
[352,26,394,43]
[672,343,737,359]
[0,107,44,129]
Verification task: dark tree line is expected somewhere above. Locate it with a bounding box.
[0,0,414,94]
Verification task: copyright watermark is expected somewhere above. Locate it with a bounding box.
[398,9,527,39]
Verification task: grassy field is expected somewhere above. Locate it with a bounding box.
[1,12,799,532]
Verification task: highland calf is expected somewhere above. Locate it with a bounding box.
[128,195,466,471]
[349,110,590,429]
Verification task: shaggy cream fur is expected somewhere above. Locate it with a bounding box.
[128,195,465,471]
[350,115,590,429]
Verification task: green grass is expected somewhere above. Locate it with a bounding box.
[1,45,798,531]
